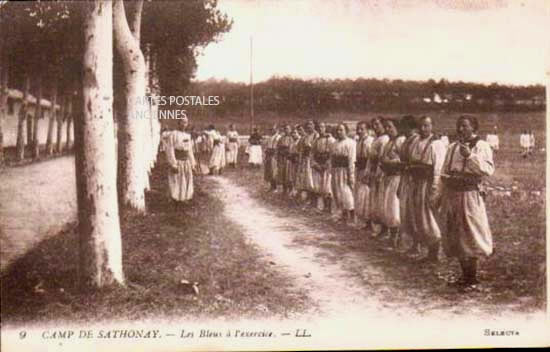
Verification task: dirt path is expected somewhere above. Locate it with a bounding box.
[211,176,422,321]
[0,156,76,271]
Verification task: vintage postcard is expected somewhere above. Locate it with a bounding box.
[0,0,548,350]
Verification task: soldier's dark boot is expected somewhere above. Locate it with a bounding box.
[390,228,401,249]
[363,219,372,231]
[419,240,439,263]
[325,197,332,214]
[464,257,480,286]
[349,209,356,224]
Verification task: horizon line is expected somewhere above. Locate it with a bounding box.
[192,75,547,88]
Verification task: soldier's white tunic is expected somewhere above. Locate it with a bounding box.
[486,134,499,151]
[440,138,494,258]
[296,132,318,192]
[367,134,390,223]
[380,136,405,227]
[331,137,356,211]
[264,133,281,184]
[440,135,450,149]
[277,134,294,186]
[312,133,335,197]
[520,133,530,153]
[409,135,447,246]
[248,132,263,165]
[355,134,374,219]
[398,133,420,239]
[163,130,196,201]
[226,130,240,164]
[286,137,301,188]
[206,130,224,171]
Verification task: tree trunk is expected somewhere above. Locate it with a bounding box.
[114,0,147,212]
[65,98,73,152]
[56,95,65,154]
[0,58,7,166]
[26,105,33,150]
[32,76,42,158]
[126,0,143,42]
[16,76,30,161]
[76,0,124,289]
[46,81,57,155]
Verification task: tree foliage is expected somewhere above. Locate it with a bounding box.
[186,77,546,118]
[142,0,232,96]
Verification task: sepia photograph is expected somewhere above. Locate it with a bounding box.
[0,0,548,350]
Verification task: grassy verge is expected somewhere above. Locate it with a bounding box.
[1,158,310,326]
[226,157,546,316]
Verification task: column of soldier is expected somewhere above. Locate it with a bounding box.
[263,115,495,289]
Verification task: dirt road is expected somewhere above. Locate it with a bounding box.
[212,176,420,320]
[0,156,76,271]
[211,175,547,323]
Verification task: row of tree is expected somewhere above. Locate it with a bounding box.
[184,77,546,117]
[0,1,231,289]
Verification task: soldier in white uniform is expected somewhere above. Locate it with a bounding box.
[354,121,374,228]
[379,118,406,247]
[408,116,447,262]
[441,115,494,287]
[264,125,281,190]
[312,122,335,213]
[247,127,263,167]
[486,126,499,153]
[226,124,240,168]
[397,116,420,254]
[205,125,224,175]
[367,117,390,236]
[162,117,197,209]
[331,123,356,223]
[297,120,319,206]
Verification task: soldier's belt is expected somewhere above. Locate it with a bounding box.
[174,149,190,160]
[213,140,221,146]
[409,163,434,179]
[332,155,349,168]
[229,138,238,143]
[289,153,300,163]
[380,161,405,175]
[277,146,290,156]
[442,173,482,192]
[314,152,330,164]
[356,157,367,170]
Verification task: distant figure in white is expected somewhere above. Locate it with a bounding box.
[529,130,535,156]
[226,124,240,168]
[162,117,197,208]
[520,130,531,158]
[247,127,263,167]
[486,126,499,152]
[205,124,225,175]
[439,134,450,149]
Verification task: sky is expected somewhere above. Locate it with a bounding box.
[194,0,549,85]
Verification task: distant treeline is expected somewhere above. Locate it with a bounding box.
[184,77,546,118]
